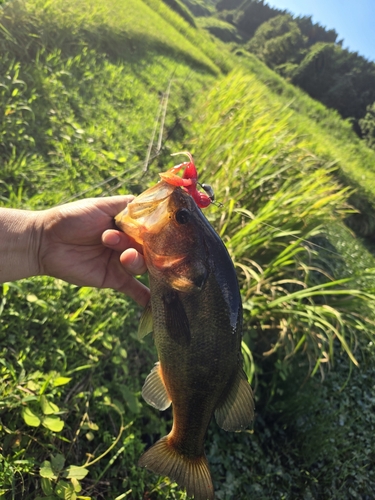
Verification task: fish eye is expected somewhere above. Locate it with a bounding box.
[175,208,190,224]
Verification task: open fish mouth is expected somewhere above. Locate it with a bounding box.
[115,181,175,245]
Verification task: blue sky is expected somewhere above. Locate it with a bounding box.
[268,0,375,62]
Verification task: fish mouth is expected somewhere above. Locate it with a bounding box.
[115,181,175,245]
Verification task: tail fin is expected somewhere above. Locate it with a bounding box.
[138,436,214,500]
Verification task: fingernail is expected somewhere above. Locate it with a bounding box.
[129,252,145,274]
[129,252,140,268]
[105,232,121,245]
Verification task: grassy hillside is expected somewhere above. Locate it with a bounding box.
[1,1,375,499]
[196,0,375,150]
[193,0,375,229]
[237,52,375,235]
[0,0,226,210]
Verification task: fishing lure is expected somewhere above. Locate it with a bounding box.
[200,183,215,203]
[159,152,213,208]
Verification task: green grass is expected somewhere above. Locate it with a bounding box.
[190,70,375,373]
[0,0,219,208]
[1,0,375,499]
[0,280,155,499]
[235,52,375,224]
[197,16,243,43]
[1,49,211,207]
[1,0,221,72]
[201,338,375,499]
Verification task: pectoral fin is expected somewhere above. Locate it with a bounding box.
[142,362,171,410]
[163,292,191,347]
[138,301,153,339]
[215,367,254,432]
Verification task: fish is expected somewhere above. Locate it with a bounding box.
[115,154,254,500]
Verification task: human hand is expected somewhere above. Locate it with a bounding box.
[37,196,150,307]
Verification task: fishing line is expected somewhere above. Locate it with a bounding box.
[59,161,142,205]
[143,94,164,172]
[157,78,172,153]
[142,68,197,173]
[59,63,199,204]
[143,69,176,172]
[59,75,176,204]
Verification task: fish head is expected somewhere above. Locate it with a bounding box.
[115,182,209,293]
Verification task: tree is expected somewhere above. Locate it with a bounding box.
[233,0,283,40]
[296,16,338,47]
[247,15,307,68]
[291,42,337,98]
[292,43,375,130]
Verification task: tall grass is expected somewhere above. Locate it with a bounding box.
[141,0,233,73]
[191,71,375,379]
[238,52,375,234]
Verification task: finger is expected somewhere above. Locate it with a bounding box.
[120,248,147,276]
[102,229,144,254]
[88,195,135,217]
[117,276,150,308]
[101,195,135,215]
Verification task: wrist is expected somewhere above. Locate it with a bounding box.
[0,208,44,282]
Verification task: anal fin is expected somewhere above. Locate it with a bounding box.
[215,366,254,432]
[142,362,171,410]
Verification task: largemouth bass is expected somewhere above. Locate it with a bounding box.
[115,155,254,500]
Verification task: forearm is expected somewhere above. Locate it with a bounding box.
[0,208,42,283]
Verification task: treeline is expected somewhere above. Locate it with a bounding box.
[180,0,375,147]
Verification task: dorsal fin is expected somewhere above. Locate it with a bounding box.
[215,366,254,432]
